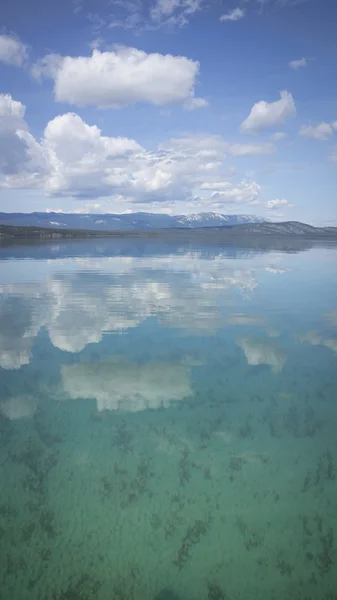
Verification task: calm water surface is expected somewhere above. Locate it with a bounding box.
[0,238,336,600]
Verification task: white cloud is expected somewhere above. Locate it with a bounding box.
[0,94,47,186]
[255,0,309,7]
[83,0,304,31]
[1,94,272,212]
[41,112,142,197]
[151,0,183,21]
[105,0,204,30]
[289,57,307,70]
[271,132,288,141]
[0,106,220,204]
[265,198,292,209]
[31,53,64,81]
[0,34,28,67]
[220,8,245,21]
[228,142,277,156]
[159,134,226,157]
[33,47,206,109]
[184,97,209,110]
[210,181,261,204]
[150,0,204,26]
[0,93,26,121]
[265,267,288,274]
[299,122,335,141]
[0,106,227,202]
[240,91,296,134]
[200,181,235,190]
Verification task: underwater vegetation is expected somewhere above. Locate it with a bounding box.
[173,514,213,570]
[0,293,337,600]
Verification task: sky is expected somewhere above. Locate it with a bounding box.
[0,0,336,224]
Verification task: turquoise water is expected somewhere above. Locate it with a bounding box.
[0,238,336,600]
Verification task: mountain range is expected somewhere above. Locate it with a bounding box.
[0,212,266,231]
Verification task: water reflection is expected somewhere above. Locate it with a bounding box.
[1,394,38,420]
[0,252,259,366]
[237,335,286,373]
[0,239,336,600]
[61,359,192,412]
[1,246,336,371]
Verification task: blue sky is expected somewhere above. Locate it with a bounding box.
[0,0,336,223]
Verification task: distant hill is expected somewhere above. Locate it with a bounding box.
[217,221,337,236]
[0,211,266,231]
[1,220,337,242]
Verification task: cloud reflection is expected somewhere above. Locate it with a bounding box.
[61,359,192,412]
[237,335,286,373]
[0,254,259,367]
[325,310,337,329]
[295,331,337,355]
[0,394,38,420]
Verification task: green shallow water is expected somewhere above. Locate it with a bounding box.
[0,239,336,600]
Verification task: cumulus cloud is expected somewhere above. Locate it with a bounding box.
[42,112,142,197]
[240,91,296,134]
[0,93,25,121]
[1,94,272,209]
[220,8,245,21]
[237,335,286,373]
[289,57,307,70]
[209,181,261,204]
[127,134,227,204]
[265,199,292,209]
[32,47,206,110]
[31,53,64,81]
[61,360,192,412]
[0,94,47,188]
[41,129,229,203]
[299,122,336,141]
[0,34,28,67]
[0,94,28,175]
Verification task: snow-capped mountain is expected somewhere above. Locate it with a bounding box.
[0,212,266,231]
[175,213,266,227]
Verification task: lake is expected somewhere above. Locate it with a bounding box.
[0,237,336,600]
